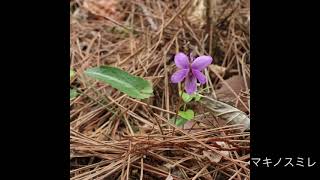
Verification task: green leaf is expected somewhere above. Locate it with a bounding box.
[70,69,75,78]
[175,117,189,126]
[194,93,202,101]
[85,66,153,99]
[178,109,194,120]
[179,91,202,103]
[179,91,193,103]
[70,89,78,100]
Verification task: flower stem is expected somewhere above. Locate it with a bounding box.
[172,83,184,135]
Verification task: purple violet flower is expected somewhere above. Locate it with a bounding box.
[171,52,213,94]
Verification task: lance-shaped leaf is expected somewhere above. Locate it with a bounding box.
[85,66,153,99]
[199,96,250,131]
[70,69,75,79]
[70,89,78,100]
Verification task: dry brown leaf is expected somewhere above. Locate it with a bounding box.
[216,75,249,112]
[183,120,196,129]
[185,0,207,27]
[208,64,227,77]
[83,0,122,21]
[199,96,250,131]
[180,120,202,134]
[203,142,229,163]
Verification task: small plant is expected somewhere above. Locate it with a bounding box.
[171,52,212,126]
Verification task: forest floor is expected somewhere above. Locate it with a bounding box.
[70,0,250,179]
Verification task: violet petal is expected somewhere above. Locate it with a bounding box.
[171,69,189,83]
[174,52,189,69]
[192,69,206,84]
[191,56,213,70]
[185,74,197,94]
